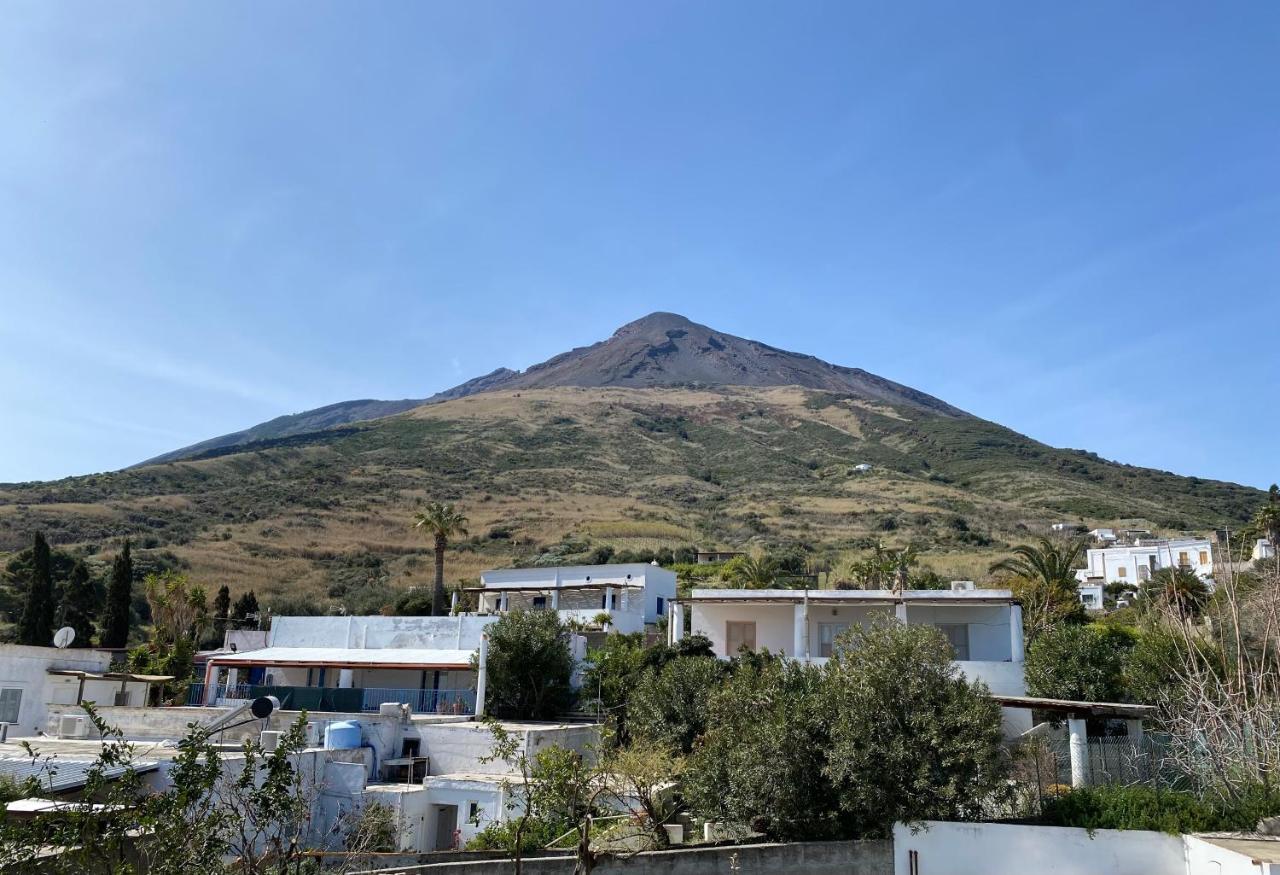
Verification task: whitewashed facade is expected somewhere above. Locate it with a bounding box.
[1074,537,1215,586]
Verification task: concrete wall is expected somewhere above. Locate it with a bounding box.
[269,616,498,652]
[360,839,893,875]
[892,821,1186,875]
[690,604,795,656]
[0,645,148,734]
[1183,835,1276,875]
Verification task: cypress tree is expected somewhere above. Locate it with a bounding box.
[212,585,231,641]
[230,590,259,629]
[57,560,99,648]
[17,533,55,646]
[101,540,133,648]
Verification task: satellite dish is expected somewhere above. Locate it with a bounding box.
[53,627,75,649]
[250,695,280,719]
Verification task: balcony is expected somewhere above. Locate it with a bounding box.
[186,683,476,715]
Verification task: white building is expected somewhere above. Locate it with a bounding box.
[472,562,677,633]
[197,563,675,715]
[1254,538,1275,562]
[0,645,153,735]
[1077,582,1105,611]
[670,587,1030,735]
[1074,537,1215,587]
[1088,528,1117,543]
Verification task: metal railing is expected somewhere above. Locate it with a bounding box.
[184,683,476,715]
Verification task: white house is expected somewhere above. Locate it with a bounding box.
[1077,582,1105,611]
[0,645,153,735]
[670,587,1030,734]
[1088,528,1117,543]
[1074,537,1215,587]
[471,563,677,633]
[1254,538,1275,563]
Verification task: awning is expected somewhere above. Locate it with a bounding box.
[206,647,475,670]
[989,694,1156,719]
[47,670,175,683]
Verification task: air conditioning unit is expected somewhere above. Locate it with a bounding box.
[58,715,89,739]
[260,730,281,752]
[304,722,321,746]
[950,580,976,592]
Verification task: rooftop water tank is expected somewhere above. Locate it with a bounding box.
[323,720,362,750]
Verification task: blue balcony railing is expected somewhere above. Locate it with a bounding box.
[184,683,476,715]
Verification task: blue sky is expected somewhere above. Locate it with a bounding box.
[1,3,1277,488]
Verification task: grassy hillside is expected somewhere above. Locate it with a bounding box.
[0,386,1262,614]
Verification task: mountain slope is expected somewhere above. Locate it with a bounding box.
[0,384,1263,614]
[139,313,964,466]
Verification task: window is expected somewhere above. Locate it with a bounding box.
[531,596,547,610]
[1178,552,1190,567]
[1199,551,1209,565]
[0,688,21,724]
[656,597,665,617]
[935,624,970,661]
[1117,567,1127,578]
[818,623,850,658]
[467,801,481,823]
[1138,565,1151,581]
[725,621,756,655]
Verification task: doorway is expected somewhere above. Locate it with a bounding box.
[434,804,459,850]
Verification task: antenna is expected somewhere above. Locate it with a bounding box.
[53,627,75,649]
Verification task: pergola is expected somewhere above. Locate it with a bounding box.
[990,694,1157,787]
[47,670,175,708]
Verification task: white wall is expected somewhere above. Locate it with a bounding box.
[691,604,796,657]
[1184,835,1279,875]
[269,615,498,652]
[0,645,148,734]
[905,604,1012,662]
[1080,539,1215,585]
[892,821,1186,875]
[481,564,677,624]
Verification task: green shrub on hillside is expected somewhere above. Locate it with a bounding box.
[1039,784,1280,834]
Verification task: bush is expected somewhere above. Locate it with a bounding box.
[466,816,569,853]
[628,655,727,753]
[1039,784,1280,834]
[1025,625,1136,702]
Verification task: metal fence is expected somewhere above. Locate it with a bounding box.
[184,683,476,715]
[1011,732,1182,815]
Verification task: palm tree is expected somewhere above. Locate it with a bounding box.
[846,542,917,590]
[730,555,780,589]
[989,537,1087,641]
[412,503,469,615]
[1145,566,1210,620]
[989,537,1086,589]
[1255,484,1280,573]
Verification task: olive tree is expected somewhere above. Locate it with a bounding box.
[477,609,575,719]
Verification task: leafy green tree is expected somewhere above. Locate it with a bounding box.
[478,610,574,719]
[56,560,98,648]
[1025,624,1135,702]
[991,537,1087,640]
[412,502,469,615]
[627,655,727,754]
[845,541,918,590]
[17,532,55,646]
[100,539,133,648]
[822,620,1009,836]
[685,655,838,840]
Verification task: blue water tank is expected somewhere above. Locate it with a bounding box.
[323,720,362,750]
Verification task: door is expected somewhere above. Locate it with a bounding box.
[434,805,459,850]
[725,621,756,656]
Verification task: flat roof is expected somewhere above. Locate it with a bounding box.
[463,581,646,593]
[681,588,1015,605]
[1194,835,1280,864]
[207,646,475,669]
[0,757,159,793]
[989,694,1155,719]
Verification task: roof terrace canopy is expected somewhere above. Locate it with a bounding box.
[205,646,475,670]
